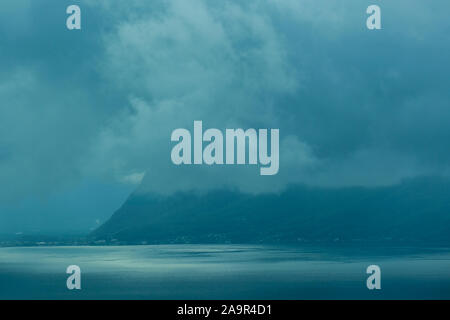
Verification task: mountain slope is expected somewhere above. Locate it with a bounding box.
[91,177,450,244]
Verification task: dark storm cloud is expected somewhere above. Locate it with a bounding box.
[0,0,450,231]
[85,0,450,193]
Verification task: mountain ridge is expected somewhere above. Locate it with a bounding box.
[91,176,450,244]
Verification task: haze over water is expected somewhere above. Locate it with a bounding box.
[1,245,450,300]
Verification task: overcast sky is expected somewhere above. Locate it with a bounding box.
[1,0,449,233]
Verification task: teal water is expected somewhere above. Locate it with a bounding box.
[1,245,450,299]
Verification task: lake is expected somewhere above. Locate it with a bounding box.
[1,245,450,299]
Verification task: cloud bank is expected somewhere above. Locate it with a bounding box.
[1,0,450,202]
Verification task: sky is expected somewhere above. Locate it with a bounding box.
[0,0,449,234]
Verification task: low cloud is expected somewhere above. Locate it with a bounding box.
[1,0,450,202]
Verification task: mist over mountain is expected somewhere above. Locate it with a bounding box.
[92,176,450,244]
[2,1,450,234]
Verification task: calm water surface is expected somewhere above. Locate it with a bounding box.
[1,245,450,299]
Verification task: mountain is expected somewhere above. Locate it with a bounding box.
[91,176,450,244]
